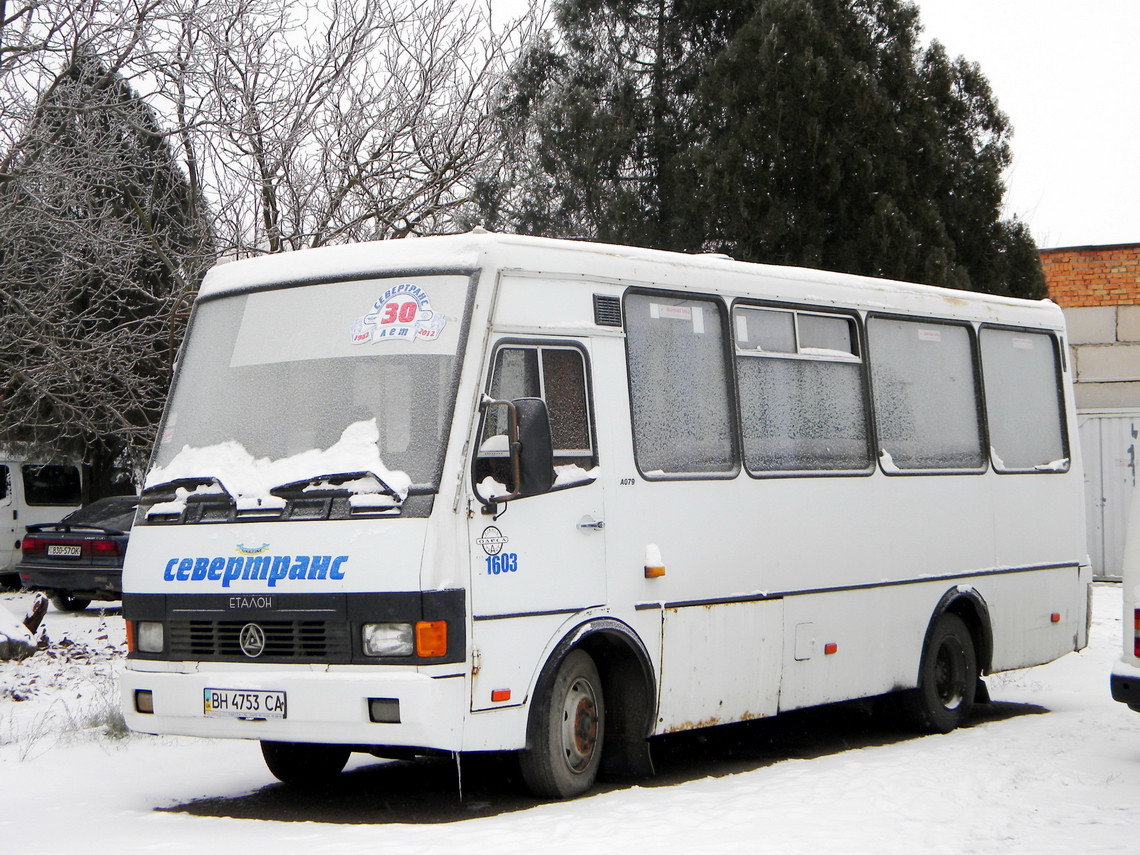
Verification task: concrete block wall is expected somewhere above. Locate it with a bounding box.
[1040,244,1140,410]
[1065,305,1140,408]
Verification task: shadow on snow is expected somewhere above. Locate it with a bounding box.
[159,697,1048,825]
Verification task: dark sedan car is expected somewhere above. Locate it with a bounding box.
[18,495,137,611]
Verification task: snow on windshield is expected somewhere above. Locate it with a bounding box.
[145,418,412,502]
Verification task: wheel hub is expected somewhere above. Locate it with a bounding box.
[561,677,599,772]
[935,639,966,710]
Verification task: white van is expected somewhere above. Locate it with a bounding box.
[1,456,84,584]
[121,232,1090,798]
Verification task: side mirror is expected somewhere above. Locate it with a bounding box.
[513,397,555,496]
[475,396,555,506]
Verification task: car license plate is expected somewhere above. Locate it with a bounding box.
[203,688,286,719]
[46,544,82,557]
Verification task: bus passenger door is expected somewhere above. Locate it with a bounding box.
[468,340,606,712]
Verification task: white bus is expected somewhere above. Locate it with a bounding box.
[121,232,1090,798]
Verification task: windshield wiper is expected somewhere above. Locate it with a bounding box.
[269,470,404,505]
[141,476,236,507]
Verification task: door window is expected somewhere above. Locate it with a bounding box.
[476,344,597,495]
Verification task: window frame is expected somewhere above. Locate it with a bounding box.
[978,323,1071,475]
[731,300,875,479]
[865,313,989,476]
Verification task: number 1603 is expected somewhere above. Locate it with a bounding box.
[485,553,518,575]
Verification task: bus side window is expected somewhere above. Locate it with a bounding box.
[867,317,985,471]
[625,292,736,477]
[475,344,597,497]
[980,328,1068,472]
[734,306,871,473]
[0,465,9,503]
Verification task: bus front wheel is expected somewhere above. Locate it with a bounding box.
[902,612,977,734]
[261,740,350,786]
[519,648,605,799]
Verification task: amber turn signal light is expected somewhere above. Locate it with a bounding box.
[415,621,447,657]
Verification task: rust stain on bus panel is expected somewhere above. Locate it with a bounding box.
[659,709,769,735]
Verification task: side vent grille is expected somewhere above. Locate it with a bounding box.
[593,294,623,327]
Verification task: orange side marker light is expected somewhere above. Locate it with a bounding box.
[645,543,665,578]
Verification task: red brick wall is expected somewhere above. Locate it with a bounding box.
[1041,244,1140,307]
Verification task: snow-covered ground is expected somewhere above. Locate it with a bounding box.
[1,584,1137,854]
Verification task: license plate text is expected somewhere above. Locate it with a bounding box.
[203,688,286,719]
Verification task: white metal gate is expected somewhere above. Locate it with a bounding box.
[1078,411,1140,579]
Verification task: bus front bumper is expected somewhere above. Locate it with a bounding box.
[120,664,468,750]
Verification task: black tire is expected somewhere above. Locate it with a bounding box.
[261,741,351,786]
[519,648,605,799]
[901,613,978,734]
[50,592,92,612]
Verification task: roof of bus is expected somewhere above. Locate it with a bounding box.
[198,231,1065,329]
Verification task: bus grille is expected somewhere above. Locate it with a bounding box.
[168,619,351,662]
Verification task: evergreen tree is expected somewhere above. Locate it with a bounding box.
[0,52,213,495]
[478,0,1043,298]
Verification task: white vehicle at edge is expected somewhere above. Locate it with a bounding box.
[1111,493,1140,713]
[1,455,84,582]
[121,231,1091,798]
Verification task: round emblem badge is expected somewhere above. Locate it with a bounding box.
[239,623,266,658]
[477,525,509,556]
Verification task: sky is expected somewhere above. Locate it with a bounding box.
[892,0,1138,250]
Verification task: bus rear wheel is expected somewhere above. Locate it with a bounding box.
[520,648,605,799]
[902,613,977,734]
[261,741,351,786]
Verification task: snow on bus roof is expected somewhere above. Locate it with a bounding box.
[197,231,1064,327]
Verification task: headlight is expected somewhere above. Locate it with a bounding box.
[362,622,414,657]
[137,621,164,653]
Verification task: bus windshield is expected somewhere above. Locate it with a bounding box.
[149,275,471,499]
